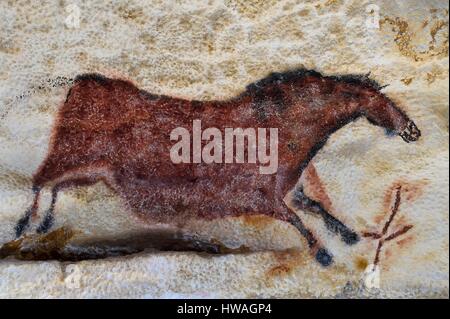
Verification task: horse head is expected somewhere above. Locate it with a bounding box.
[340,75,421,143]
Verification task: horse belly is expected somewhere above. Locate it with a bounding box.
[114,167,275,223]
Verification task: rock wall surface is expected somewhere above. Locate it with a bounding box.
[0,0,448,298]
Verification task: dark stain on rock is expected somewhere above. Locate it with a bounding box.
[241,214,274,230]
[0,227,76,261]
[265,249,306,279]
[0,227,251,262]
[266,264,293,277]
[354,256,369,271]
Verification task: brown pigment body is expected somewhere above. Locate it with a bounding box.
[36,73,357,222]
[16,69,421,266]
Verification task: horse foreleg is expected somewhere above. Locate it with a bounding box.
[276,203,333,267]
[295,164,360,245]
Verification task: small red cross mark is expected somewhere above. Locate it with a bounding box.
[362,186,413,270]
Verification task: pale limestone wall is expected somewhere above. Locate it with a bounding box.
[0,0,448,298]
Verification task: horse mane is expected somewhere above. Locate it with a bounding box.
[72,70,386,121]
[330,73,386,91]
[244,68,386,120]
[246,68,385,93]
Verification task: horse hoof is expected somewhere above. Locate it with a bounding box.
[15,212,31,238]
[15,219,28,238]
[315,248,333,267]
[341,230,360,245]
[36,213,54,234]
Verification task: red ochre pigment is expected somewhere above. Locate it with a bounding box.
[15,69,421,266]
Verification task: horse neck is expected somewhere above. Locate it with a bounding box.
[293,102,362,149]
[289,104,360,172]
[326,104,361,134]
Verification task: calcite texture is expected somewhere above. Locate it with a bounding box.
[0,0,448,298]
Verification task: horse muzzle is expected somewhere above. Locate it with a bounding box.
[399,120,421,143]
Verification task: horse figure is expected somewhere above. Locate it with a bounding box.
[14,69,421,266]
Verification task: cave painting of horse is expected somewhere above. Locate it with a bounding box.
[15,69,421,266]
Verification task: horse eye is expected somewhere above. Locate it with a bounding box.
[342,92,353,98]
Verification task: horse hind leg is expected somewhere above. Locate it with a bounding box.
[31,156,115,234]
[36,187,58,234]
[35,176,107,234]
[15,155,69,237]
[15,185,41,238]
[15,154,67,237]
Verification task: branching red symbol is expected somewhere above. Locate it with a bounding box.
[362,186,413,270]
